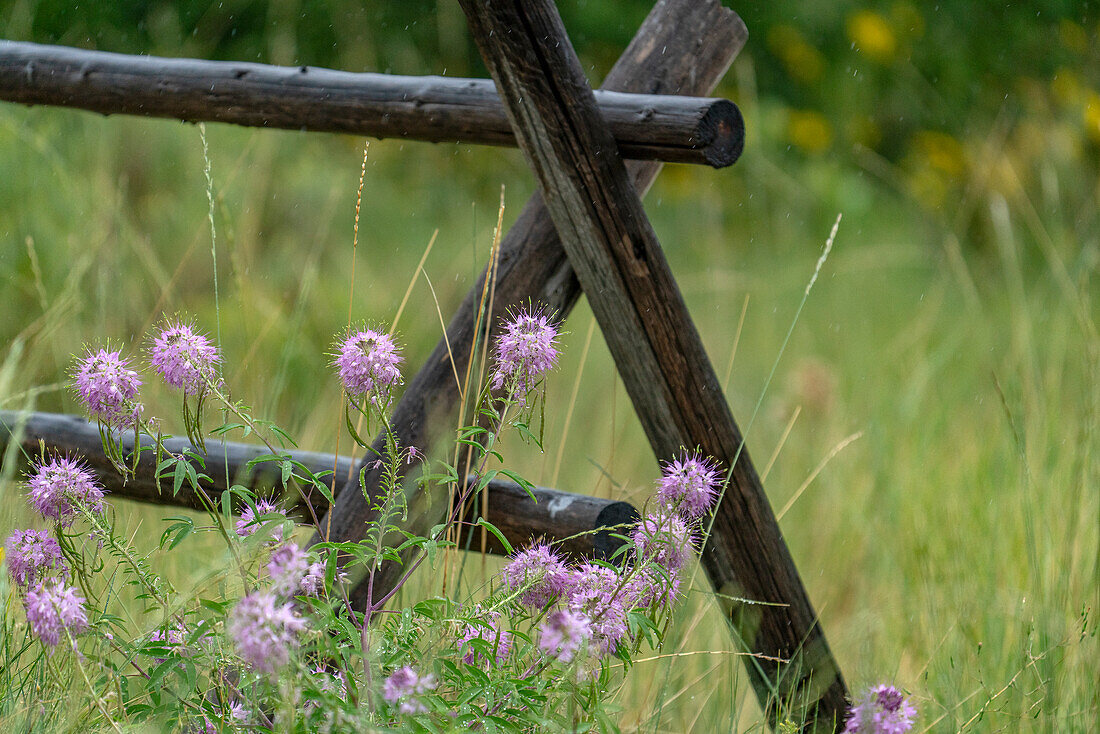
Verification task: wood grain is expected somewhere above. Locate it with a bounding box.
[0,40,742,167]
[458,0,846,730]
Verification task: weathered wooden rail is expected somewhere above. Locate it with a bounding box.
[0,40,743,168]
[456,0,845,727]
[0,410,637,561]
[1,1,848,730]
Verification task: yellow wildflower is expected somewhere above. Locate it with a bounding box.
[767,25,825,85]
[913,131,967,179]
[847,10,897,64]
[787,110,834,155]
[1085,91,1100,144]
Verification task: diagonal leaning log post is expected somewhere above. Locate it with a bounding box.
[457,0,847,731]
[312,0,745,603]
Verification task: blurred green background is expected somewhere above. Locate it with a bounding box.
[1,1,1097,731]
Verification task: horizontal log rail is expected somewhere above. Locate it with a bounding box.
[0,40,743,168]
[0,410,637,560]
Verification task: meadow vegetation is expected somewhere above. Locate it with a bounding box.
[1,1,1097,730]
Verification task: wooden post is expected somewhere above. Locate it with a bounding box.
[457,0,846,730]
[315,0,746,605]
[0,410,636,561]
[0,40,742,168]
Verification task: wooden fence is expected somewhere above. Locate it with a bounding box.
[0,1,847,729]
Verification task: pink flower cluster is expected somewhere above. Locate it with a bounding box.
[73,347,143,428]
[333,328,403,403]
[383,665,437,714]
[24,580,89,648]
[149,321,221,395]
[500,543,570,609]
[537,609,592,663]
[4,529,67,587]
[631,514,695,574]
[299,560,327,597]
[235,499,285,540]
[500,547,629,658]
[490,306,560,401]
[228,591,306,674]
[654,452,722,519]
[147,625,187,665]
[630,451,722,589]
[266,542,313,597]
[6,456,101,650]
[457,609,513,666]
[227,501,334,672]
[496,451,723,662]
[844,684,917,733]
[27,455,107,526]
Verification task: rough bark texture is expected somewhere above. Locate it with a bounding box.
[315,0,747,608]
[0,410,635,560]
[457,0,846,730]
[0,40,742,167]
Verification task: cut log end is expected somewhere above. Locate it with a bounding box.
[699,98,745,168]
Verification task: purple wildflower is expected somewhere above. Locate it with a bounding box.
[628,565,683,610]
[267,543,309,597]
[564,563,630,655]
[489,306,559,400]
[383,665,437,714]
[73,347,142,428]
[311,664,348,697]
[229,701,251,725]
[844,684,917,734]
[4,529,67,587]
[501,543,569,609]
[655,452,722,519]
[333,328,402,403]
[23,579,89,648]
[26,455,107,525]
[147,625,187,665]
[228,591,306,674]
[631,513,695,575]
[299,561,327,597]
[235,499,285,540]
[538,609,592,663]
[149,320,221,395]
[457,610,512,667]
[305,665,349,715]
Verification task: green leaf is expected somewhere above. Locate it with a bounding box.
[268,423,298,448]
[498,470,537,500]
[159,516,194,550]
[210,422,246,435]
[345,407,370,447]
[413,598,449,620]
[474,518,513,555]
[476,469,498,492]
[181,448,207,468]
[172,458,187,496]
[199,598,231,615]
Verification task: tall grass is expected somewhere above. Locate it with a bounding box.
[1,68,1096,730]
